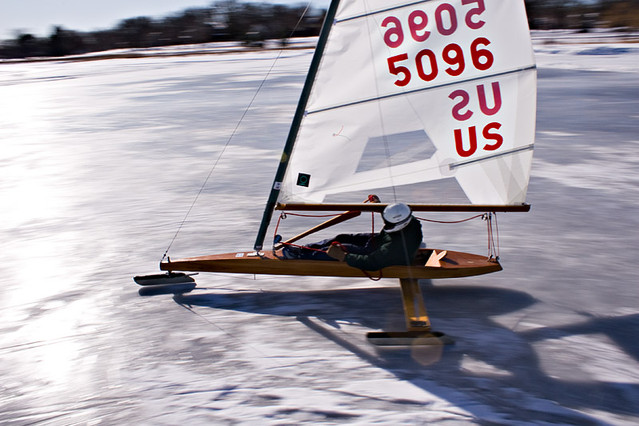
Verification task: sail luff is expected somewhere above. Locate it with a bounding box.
[253,0,342,251]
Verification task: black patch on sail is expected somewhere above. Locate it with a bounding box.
[296,173,311,187]
[356,130,436,172]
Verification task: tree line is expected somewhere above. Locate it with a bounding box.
[0,1,324,59]
[526,0,639,30]
[1,0,637,60]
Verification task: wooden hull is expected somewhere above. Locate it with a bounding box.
[159,248,501,279]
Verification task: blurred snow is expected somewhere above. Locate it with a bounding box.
[0,30,638,424]
[533,30,639,73]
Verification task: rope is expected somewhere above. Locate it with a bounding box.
[279,211,346,218]
[486,212,500,260]
[280,241,326,254]
[370,211,375,234]
[275,209,384,281]
[415,214,484,224]
[361,269,383,281]
[416,212,500,261]
[273,212,285,241]
[494,213,500,256]
[327,241,384,281]
[160,4,313,262]
[273,212,338,254]
[277,209,500,260]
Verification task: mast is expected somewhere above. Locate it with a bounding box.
[254,0,341,251]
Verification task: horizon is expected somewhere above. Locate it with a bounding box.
[0,0,328,41]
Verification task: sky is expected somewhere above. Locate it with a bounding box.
[0,0,323,40]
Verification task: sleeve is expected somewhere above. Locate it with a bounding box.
[343,218,423,271]
[344,235,394,271]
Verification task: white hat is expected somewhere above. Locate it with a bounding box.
[382,203,412,233]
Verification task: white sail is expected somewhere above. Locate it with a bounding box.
[277,0,536,206]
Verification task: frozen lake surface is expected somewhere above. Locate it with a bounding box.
[1,31,638,424]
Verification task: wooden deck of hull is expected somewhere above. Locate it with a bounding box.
[159,248,502,279]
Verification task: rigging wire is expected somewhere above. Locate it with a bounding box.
[275,209,385,281]
[415,214,484,224]
[161,1,314,262]
[486,212,500,260]
[416,212,501,261]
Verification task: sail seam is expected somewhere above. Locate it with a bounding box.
[449,144,535,170]
[306,65,537,115]
[337,0,435,23]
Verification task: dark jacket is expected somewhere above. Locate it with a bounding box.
[344,217,423,271]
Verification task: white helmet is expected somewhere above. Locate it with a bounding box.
[382,203,412,233]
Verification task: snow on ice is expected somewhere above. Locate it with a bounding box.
[0,30,638,424]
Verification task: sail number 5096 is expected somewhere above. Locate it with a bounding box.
[382,0,491,86]
[381,0,486,48]
[387,38,493,86]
